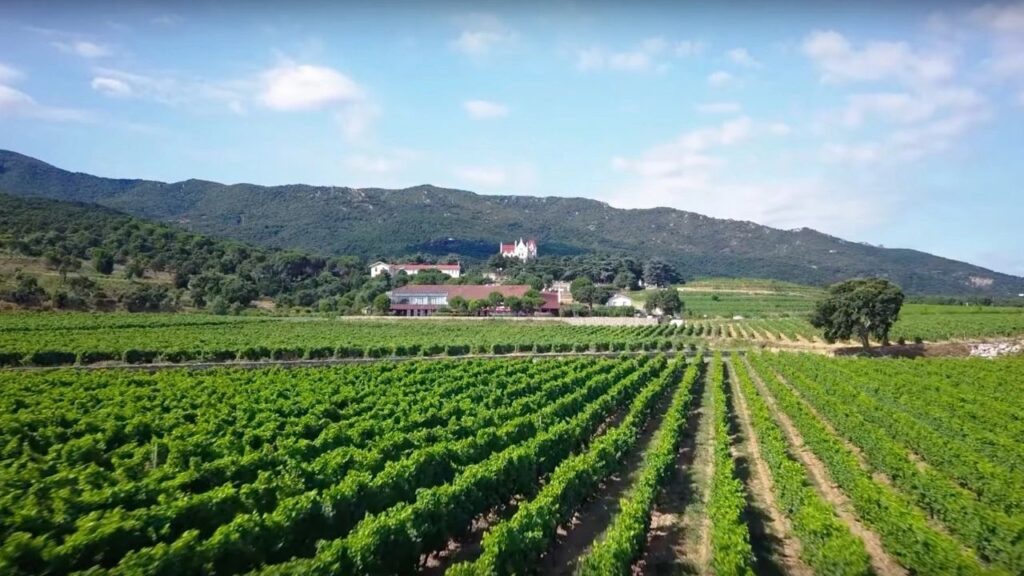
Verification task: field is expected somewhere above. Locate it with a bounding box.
[1,352,1020,574]
[0,314,699,366]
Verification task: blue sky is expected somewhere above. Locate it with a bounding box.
[1,1,1023,275]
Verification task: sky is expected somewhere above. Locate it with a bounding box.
[1,1,1023,275]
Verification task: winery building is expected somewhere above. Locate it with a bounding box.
[389,284,559,316]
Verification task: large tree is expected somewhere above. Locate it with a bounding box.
[570,277,610,311]
[810,278,905,348]
[644,288,683,316]
[642,259,679,288]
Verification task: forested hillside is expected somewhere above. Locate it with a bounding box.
[2,149,1021,296]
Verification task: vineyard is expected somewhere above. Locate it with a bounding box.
[2,302,1024,368]
[1,350,1020,575]
[0,315,694,367]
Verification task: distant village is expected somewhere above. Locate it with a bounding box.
[372,238,655,317]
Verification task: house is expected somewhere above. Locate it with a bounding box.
[389,284,559,316]
[606,293,635,308]
[550,281,573,304]
[499,238,538,261]
[369,261,461,279]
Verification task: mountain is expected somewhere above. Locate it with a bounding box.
[1,149,1021,296]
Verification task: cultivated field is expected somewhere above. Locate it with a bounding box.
[1,351,1020,575]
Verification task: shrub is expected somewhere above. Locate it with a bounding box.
[305,347,334,360]
[160,350,199,363]
[0,352,23,367]
[445,344,470,356]
[365,345,393,358]
[122,349,158,364]
[336,345,364,358]
[573,342,591,353]
[239,346,272,361]
[77,350,119,365]
[534,343,552,354]
[206,349,238,362]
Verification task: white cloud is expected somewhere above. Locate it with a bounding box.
[260,63,363,111]
[611,117,756,179]
[1019,90,1024,105]
[463,99,508,119]
[822,85,989,165]
[90,76,133,97]
[727,48,761,67]
[0,62,22,83]
[450,14,515,57]
[839,87,984,126]
[696,101,742,114]
[604,117,869,234]
[707,70,734,86]
[335,101,381,143]
[89,67,248,113]
[577,37,699,73]
[53,40,111,58]
[802,30,954,86]
[675,40,706,57]
[151,14,184,26]
[0,84,91,122]
[971,3,1024,32]
[454,165,507,187]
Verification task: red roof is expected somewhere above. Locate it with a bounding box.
[389,263,460,271]
[499,243,515,252]
[391,284,532,300]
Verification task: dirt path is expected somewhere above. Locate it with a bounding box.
[636,364,712,575]
[725,360,813,576]
[538,385,677,575]
[743,358,907,576]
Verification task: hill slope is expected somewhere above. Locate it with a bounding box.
[1,149,1021,296]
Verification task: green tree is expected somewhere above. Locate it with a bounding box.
[809,278,905,348]
[448,295,469,315]
[642,259,679,288]
[372,293,391,314]
[91,249,115,275]
[613,270,637,291]
[644,288,683,316]
[570,277,599,311]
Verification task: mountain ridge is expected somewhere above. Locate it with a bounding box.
[1,149,1020,296]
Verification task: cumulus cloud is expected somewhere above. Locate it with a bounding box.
[696,101,742,114]
[608,115,883,235]
[334,101,381,143]
[90,68,247,113]
[0,62,22,83]
[0,84,91,122]
[463,99,508,119]
[707,70,734,87]
[802,30,954,85]
[971,2,1024,32]
[727,48,761,67]
[577,37,700,73]
[53,40,112,58]
[260,63,363,111]
[450,14,515,57]
[90,76,133,97]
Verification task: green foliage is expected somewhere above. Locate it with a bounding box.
[578,359,702,575]
[810,278,905,347]
[644,288,683,316]
[707,353,755,576]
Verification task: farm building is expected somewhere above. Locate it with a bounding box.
[499,238,538,261]
[370,261,461,279]
[389,284,558,316]
[606,293,636,308]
